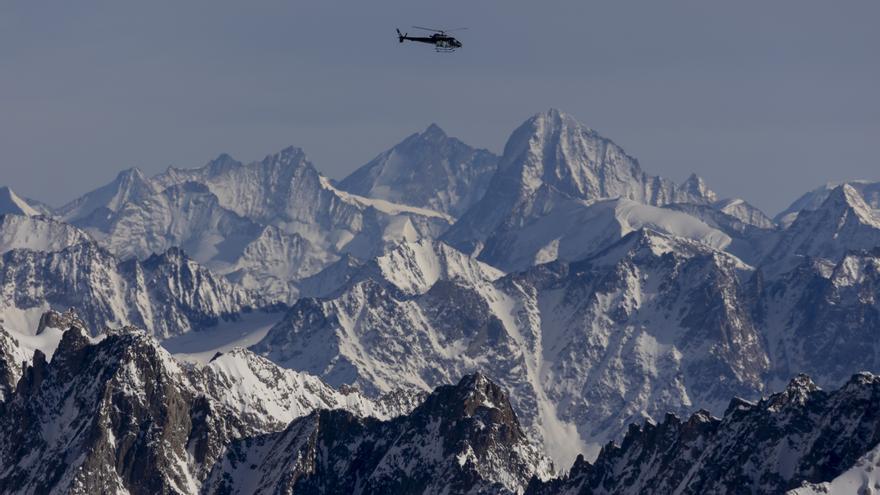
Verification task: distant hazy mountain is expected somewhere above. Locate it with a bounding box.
[57,146,452,303]
[56,167,158,223]
[0,187,43,217]
[763,184,880,271]
[338,124,499,217]
[443,110,733,264]
[775,179,880,227]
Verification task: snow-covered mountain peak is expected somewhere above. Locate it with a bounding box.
[56,166,158,223]
[767,373,820,411]
[199,371,550,494]
[497,109,621,199]
[0,187,40,217]
[763,183,880,266]
[489,109,719,208]
[206,345,277,368]
[373,238,504,295]
[842,371,880,390]
[422,122,447,138]
[202,152,243,178]
[422,373,523,426]
[822,183,879,226]
[681,173,718,203]
[337,123,498,217]
[51,142,457,304]
[829,250,880,287]
[527,108,582,131]
[775,180,880,227]
[0,214,92,254]
[294,238,500,299]
[115,166,149,186]
[158,146,314,190]
[52,323,96,359]
[710,197,775,229]
[454,372,511,413]
[261,145,312,172]
[444,110,717,258]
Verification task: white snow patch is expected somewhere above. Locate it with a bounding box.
[162,312,284,364]
[320,176,454,222]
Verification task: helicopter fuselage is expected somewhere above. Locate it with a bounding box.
[398,31,462,50]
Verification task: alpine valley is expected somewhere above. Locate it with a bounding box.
[2,109,880,494]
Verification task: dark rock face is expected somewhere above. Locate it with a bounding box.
[0,327,548,494]
[0,328,242,494]
[205,373,549,495]
[0,326,24,403]
[36,307,86,335]
[526,373,880,495]
[759,249,880,388]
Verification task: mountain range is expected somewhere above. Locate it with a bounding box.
[1,109,879,493]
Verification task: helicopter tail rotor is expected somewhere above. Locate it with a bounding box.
[396,29,406,42]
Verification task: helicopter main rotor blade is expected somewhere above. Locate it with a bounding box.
[412,26,445,32]
[443,27,468,32]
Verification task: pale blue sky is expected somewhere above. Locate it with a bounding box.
[1,1,878,213]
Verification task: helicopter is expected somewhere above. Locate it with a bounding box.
[396,26,465,52]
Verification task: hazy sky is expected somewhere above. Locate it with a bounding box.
[1,1,878,214]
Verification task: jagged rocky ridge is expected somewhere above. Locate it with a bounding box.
[0,309,87,400]
[30,110,783,302]
[51,147,453,304]
[253,218,880,468]
[252,232,769,465]
[0,322,548,494]
[0,240,268,339]
[526,373,880,495]
[203,372,551,494]
[5,316,878,494]
[0,325,27,402]
[244,111,880,469]
[758,247,880,387]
